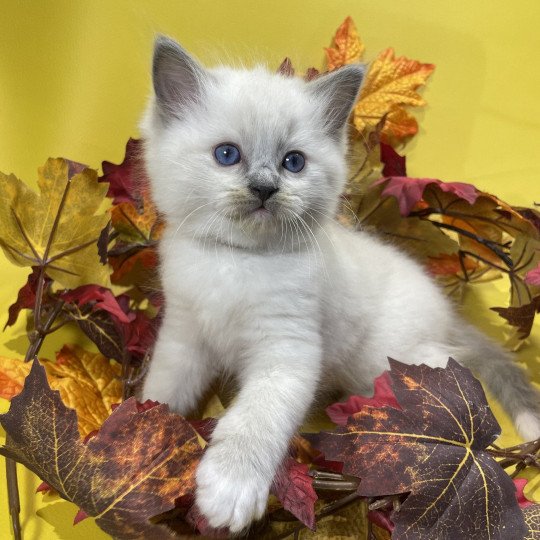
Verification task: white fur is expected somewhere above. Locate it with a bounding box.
[140,46,540,532]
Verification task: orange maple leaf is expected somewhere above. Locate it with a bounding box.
[325,16,365,71]
[354,48,435,143]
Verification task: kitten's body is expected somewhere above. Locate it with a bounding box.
[141,37,540,532]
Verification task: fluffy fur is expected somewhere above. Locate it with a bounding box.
[140,36,540,532]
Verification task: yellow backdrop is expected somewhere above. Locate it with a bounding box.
[1,1,539,538]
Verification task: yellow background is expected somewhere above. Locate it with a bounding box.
[1,1,539,538]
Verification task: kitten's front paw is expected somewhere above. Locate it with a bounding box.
[195,443,269,533]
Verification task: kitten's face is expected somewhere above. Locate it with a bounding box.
[141,37,363,249]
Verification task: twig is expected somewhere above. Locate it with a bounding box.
[271,491,364,540]
[25,299,65,362]
[6,458,21,540]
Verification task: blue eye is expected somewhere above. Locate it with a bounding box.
[214,144,241,166]
[282,152,305,173]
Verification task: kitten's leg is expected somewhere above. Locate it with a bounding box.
[142,313,212,415]
[195,337,321,532]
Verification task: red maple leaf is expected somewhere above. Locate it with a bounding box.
[380,143,407,177]
[99,138,147,206]
[514,478,534,509]
[5,267,52,329]
[271,457,318,530]
[60,284,132,324]
[326,372,401,426]
[375,176,478,216]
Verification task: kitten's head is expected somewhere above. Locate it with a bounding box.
[141,36,364,250]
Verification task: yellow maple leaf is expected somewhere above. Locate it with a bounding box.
[0,158,110,289]
[325,16,365,70]
[354,48,435,142]
[0,345,122,437]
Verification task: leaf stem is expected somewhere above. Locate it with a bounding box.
[271,492,364,540]
[6,458,21,540]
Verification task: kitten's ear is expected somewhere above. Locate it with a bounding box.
[152,35,207,121]
[308,64,365,139]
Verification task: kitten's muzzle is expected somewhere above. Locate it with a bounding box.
[248,184,279,204]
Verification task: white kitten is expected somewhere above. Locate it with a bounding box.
[140,36,540,532]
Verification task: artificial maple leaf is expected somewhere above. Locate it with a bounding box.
[524,505,540,539]
[376,176,479,216]
[380,143,406,177]
[99,138,146,206]
[0,346,121,437]
[0,360,202,539]
[426,253,479,277]
[109,190,163,282]
[0,158,110,288]
[67,305,126,362]
[325,16,365,71]
[304,67,320,81]
[382,106,420,145]
[4,267,52,329]
[0,356,31,401]
[271,457,318,530]
[60,284,132,323]
[312,359,528,539]
[277,57,295,77]
[45,345,122,436]
[353,48,434,142]
[491,296,540,339]
[326,372,400,426]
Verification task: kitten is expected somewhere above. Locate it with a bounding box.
[140,36,540,532]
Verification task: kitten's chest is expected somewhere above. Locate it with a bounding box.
[160,239,320,347]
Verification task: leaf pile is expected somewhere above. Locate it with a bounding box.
[0,361,202,539]
[1,14,540,540]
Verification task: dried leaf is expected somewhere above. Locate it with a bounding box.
[382,106,419,145]
[277,57,295,77]
[271,457,317,530]
[45,345,122,436]
[61,284,131,323]
[325,16,365,71]
[0,159,110,288]
[0,346,121,438]
[326,372,400,426]
[524,505,540,539]
[312,359,527,539]
[491,296,540,339]
[353,48,434,142]
[0,360,201,539]
[426,253,479,277]
[5,267,52,329]
[304,67,320,81]
[380,143,406,177]
[0,356,31,400]
[99,138,146,206]
[376,176,478,217]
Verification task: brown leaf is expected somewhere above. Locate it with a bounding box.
[0,360,202,539]
[524,505,540,539]
[312,359,527,540]
[5,267,52,329]
[277,57,295,77]
[491,296,540,339]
